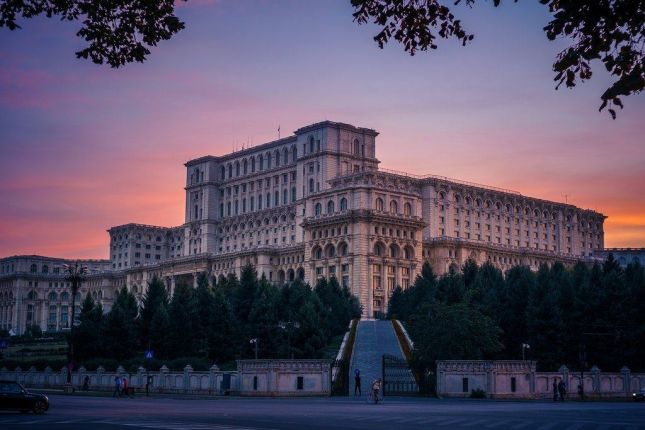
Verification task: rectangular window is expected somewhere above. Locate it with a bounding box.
[296,376,304,390]
[253,376,258,391]
[462,378,469,393]
[511,377,517,393]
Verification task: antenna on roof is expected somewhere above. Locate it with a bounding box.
[562,193,569,204]
[278,124,281,140]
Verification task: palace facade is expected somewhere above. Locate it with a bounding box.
[1,121,607,333]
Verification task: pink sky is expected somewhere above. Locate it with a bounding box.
[0,1,643,259]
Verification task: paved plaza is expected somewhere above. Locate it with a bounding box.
[0,394,643,430]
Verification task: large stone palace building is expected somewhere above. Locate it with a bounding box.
[1,121,609,334]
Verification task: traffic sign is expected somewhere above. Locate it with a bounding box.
[144,350,154,360]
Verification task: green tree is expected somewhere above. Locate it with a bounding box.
[167,282,198,358]
[138,276,169,350]
[207,288,237,364]
[193,272,215,357]
[412,302,502,368]
[103,287,138,361]
[74,293,104,360]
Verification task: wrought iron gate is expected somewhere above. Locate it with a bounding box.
[382,354,418,395]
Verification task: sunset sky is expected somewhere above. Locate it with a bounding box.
[1,0,644,259]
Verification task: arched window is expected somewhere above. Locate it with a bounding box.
[274,191,279,206]
[404,202,412,216]
[389,244,400,258]
[283,189,288,205]
[251,157,256,172]
[291,187,297,202]
[266,193,271,208]
[390,200,398,214]
[338,242,348,256]
[27,290,37,300]
[325,244,336,258]
[243,159,248,174]
[353,138,360,155]
[375,198,384,211]
[227,163,232,178]
[327,200,335,214]
[274,149,281,167]
[283,148,289,165]
[404,246,414,259]
[292,146,297,162]
[340,198,347,211]
[312,246,322,259]
[309,178,314,193]
[258,155,264,171]
[315,203,322,216]
[309,136,315,153]
[42,265,49,274]
[220,166,225,180]
[235,161,240,177]
[30,263,37,273]
[267,152,272,169]
[374,243,384,257]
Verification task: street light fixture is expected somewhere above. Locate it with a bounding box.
[521,343,531,361]
[250,338,259,360]
[278,321,300,359]
[62,262,88,390]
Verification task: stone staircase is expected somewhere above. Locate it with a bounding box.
[349,320,409,395]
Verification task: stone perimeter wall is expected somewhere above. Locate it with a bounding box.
[0,359,332,397]
[437,360,645,399]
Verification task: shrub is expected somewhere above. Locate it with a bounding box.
[470,388,486,399]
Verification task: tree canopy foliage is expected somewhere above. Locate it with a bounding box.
[71,264,361,367]
[390,256,645,372]
[352,0,644,118]
[1,1,641,116]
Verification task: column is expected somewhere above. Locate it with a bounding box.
[170,276,176,298]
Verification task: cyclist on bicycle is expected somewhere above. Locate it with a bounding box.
[371,378,382,403]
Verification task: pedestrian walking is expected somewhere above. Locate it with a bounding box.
[122,376,133,398]
[112,376,121,398]
[83,375,90,391]
[558,380,566,402]
[354,369,361,396]
[552,379,559,401]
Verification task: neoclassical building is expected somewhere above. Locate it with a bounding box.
[1,121,607,332]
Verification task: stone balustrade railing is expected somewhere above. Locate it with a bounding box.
[437,360,645,399]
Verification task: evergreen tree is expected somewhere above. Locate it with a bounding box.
[207,288,237,363]
[138,276,169,350]
[194,272,215,357]
[167,283,198,358]
[103,287,138,360]
[74,293,104,360]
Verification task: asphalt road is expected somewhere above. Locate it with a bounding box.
[1,394,644,430]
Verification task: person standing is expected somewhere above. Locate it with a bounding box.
[552,379,559,401]
[122,376,132,398]
[83,375,90,391]
[354,369,361,396]
[558,380,566,402]
[112,376,121,398]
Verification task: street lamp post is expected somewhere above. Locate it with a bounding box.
[250,338,259,360]
[62,262,88,391]
[521,343,530,361]
[278,321,300,359]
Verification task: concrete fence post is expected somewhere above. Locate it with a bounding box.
[210,364,220,394]
[184,365,194,392]
[621,366,630,397]
[591,366,601,394]
[159,365,169,392]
